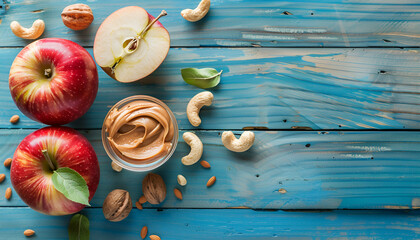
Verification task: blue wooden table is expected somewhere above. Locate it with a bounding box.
[1,0,420,239]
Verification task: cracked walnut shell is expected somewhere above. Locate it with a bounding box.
[142,173,166,204]
[103,189,132,222]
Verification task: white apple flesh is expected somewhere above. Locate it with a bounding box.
[94,7,170,83]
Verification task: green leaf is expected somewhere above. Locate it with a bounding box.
[181,68,222,89]
[68,213,90,240]
[52,167,90,206]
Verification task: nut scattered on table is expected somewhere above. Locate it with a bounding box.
[141,226,148,239]
[177,174,187,186]
[111,161,122,172]
[150,235,161,240]
[61,4,94,30]
[4,158,12,167]
[139,195,147,204]
[182,132,203,166]
[24,229,35,237]
[9,115,20,124]
[5,187,12,200]
[207,176,216,187]
[200,160,211,169]
[181,0,210,22]
[174,188,183,200]
[187,91,213,127]
[135,201,143,210]
[103,189,132,222]
[222,131,255,152]
[0,174,5,183]
[278,188,287,194]
[10,19,45,39]
[142,173,166,204]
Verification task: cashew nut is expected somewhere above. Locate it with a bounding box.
[187,91,213,127]
[222,131,255,152]
[111,161,122,172]
[177,174,187,186]
[181,0,210,22]
[182,132,203,165]
[10,19,45,39]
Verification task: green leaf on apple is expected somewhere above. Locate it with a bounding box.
[52,167,90,206]
[68,213,90,240]
[181,68,222,89]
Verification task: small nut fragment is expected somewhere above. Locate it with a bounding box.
[0,174,5,183]
[10,19,45,39]
[174,188,183,200]
[24,229,35,237]
[135,201,143,210]
[5,187,12,200]
[111,161,122,172]
[103,189,132,222]
[187,91,213,127]
[207,176,216,187]
[141,226,148,239]
[200,160,211,169]
[222,131,255,152]
[182,132,203,166]
[9,115,20,124]
[61,4,94,30]
[181,0,210,22]
[177,174,187,186]
[278,188,287,194]
[139,195,147,204]
[4,158,12,167]
[150,235,161,240]
[142,173,166,204]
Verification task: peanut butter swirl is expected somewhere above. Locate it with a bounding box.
[104,101,174,163]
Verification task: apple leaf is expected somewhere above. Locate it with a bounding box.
[181,68,222,89]
[68,213,89,240]
[52,167,90,206]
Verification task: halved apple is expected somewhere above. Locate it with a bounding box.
[93,7,170,83]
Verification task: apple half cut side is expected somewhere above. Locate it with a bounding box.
[93,7,170,83]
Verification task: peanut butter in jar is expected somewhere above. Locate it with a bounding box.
[103,98,176,166]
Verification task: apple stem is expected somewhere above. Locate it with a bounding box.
[139,10,167,38]
[44,68,52,78]
[41,149,56,171]
[111,10,167,74]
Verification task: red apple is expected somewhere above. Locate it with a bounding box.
[94,7,170,83]
[9,38,98,125]
[11,126,100,216]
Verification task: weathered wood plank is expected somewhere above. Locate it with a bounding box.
[2,0,420,47]
[0,48,419,130]
[0,208,419,239]
[1,130,419,209]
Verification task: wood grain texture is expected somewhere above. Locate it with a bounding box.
[0,208,419,239]
[1,130,419,209]
[2,0,420,47]
[1,48,419,130]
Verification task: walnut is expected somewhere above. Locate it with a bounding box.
[61,4,94,30]
[103,189,132,222]
[142,173,166,204]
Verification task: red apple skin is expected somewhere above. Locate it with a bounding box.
[11,126,100,216]
[9,38,98,125]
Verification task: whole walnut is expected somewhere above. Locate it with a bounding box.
[61,4,94,30]
[103,189,132,222]
[142,173,166,204]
